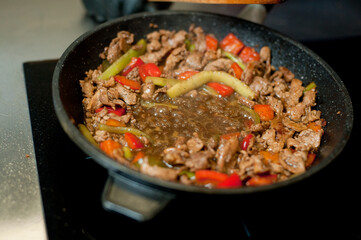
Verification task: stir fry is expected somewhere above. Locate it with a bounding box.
[79,25,325,188]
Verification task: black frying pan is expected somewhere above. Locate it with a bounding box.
[52,11,353,221]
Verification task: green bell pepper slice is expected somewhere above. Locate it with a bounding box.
[78,124,98,146]
[98,39,147,80]
[146,76,180,87]
[98,123,153,144]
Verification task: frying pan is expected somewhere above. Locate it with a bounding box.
[52,11,353,221]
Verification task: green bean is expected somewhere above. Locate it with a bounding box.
[78,124,98,146]
[241,106,260,124]
[167,71,255,99]
[122,146,133,160]
[146,76,180,87]
[141,101,178,109]
[222,50,246,70]
[98,123,153,144]
[304,81,317,92]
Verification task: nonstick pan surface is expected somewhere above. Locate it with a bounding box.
[52,11,353,203]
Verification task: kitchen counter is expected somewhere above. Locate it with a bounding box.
[0,1,96,239]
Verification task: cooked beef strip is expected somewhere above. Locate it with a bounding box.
[104,31,134,64]
[140,156,179,181]
[279,149,307,174]
[216,136,239,172]
[203,58,233,72]
[141,78,155,100]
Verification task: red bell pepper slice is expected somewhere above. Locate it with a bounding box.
[205,34,218,51]
[178,71,199,80]
[241,133,253,151]
[259,151,279,164]
[195,170,229,185]
[220,132,241,140]
[138,63,162,82]
[253,104,274,121]
[114,75,141,90]
[100,139,122,158]
[239,46,260,63]
[246,174,278,186]
[95,106,126,116]
[124,132,144,149]
[207,82,234,97]
[131,151,145,164]
[217,173,242,188]
[121,57,144,76]
[231,62,243,79]
[105,119,125,127]
[220,33,245,55]
[305,153,316,167]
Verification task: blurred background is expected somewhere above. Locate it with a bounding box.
[82,0,361,41]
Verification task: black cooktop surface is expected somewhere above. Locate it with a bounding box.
[24,37,361,239]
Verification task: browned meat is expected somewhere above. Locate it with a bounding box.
[303,88,317,107]
[250,76,273,97]
[203,58,233,72]
[302,108,322,123]
[238,152,269,177]
[279,66,295,82]
[282,117,307,132]
[174,136,188,151]
[279,149,307,174]
[105,31,134,64]
[202,49,221,66]
[93,130,109,142]
[126,67,141,82]
[110,112,132,125]
[260,46,271,63]
[114,84,137,105]
[260,128,284,153]
[86,87,114,111]
[192,26,207,53]
[272,77,289,100]
[80,80,95,98]
[170,30,188,48]
[185,150,214,170]
[260,46,271,78]
[216,136,239,172]
[164,46,187,72]
[163,147,186,165]
[141,78,155,100]
[146,31,162,52]
[267,96,283,115]
[286,79,304,107]
[238,95,256,109]
[287,102,306,122]
[242,61,257,85]
[287,129,324,151]
[184,52,204,70]
[141,47,170,64]
[140,157,179,181]
[186,133,204,154]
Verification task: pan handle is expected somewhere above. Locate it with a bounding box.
[238,4,274,24]
[102,172,175,221]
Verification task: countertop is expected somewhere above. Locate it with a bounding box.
[0,1,95,239]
